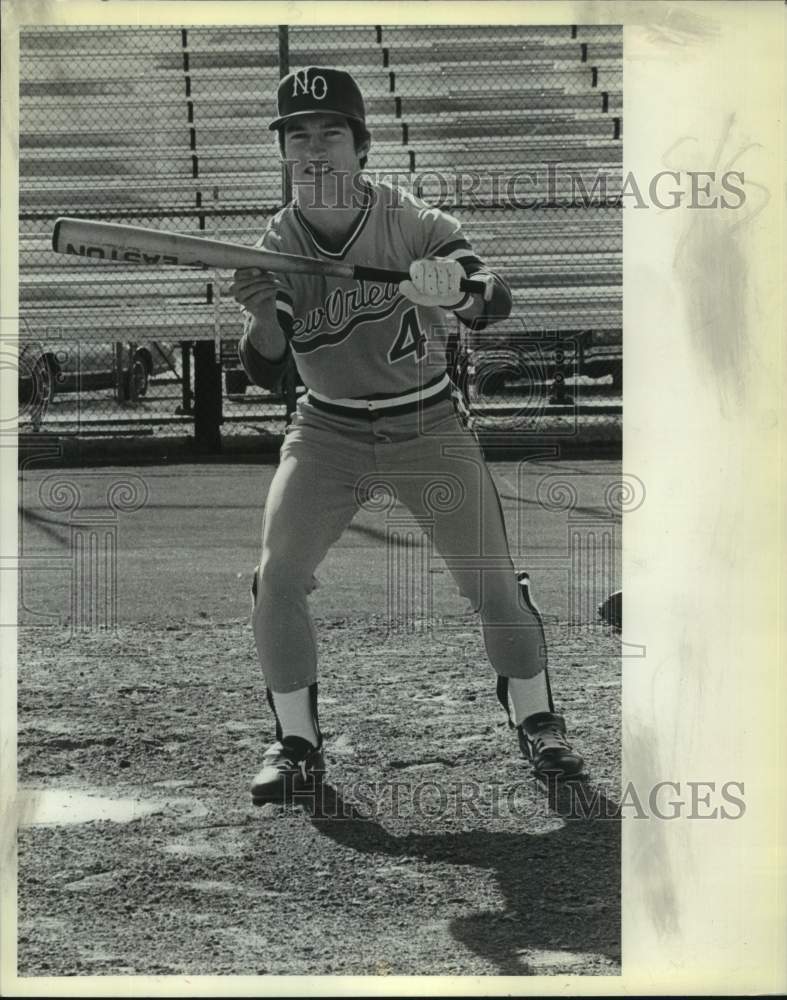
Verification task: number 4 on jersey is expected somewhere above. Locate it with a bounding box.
[388,307,427,364]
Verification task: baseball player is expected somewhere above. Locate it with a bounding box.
[231,67,585,803]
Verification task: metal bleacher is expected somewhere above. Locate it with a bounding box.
[376,24,622,378]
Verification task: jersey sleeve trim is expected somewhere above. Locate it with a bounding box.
[238,330,290,392]
[275,291,294,335]
[276,293,294,317]
[433,237,485,274]
[456,269,513,331]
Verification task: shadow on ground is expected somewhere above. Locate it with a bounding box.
[299,779,621,975]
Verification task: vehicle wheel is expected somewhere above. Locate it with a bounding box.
[134,350,154,396]
[124,356,149,399]
[132,354,149,397]
[225,370,248,396]
[18,354,55,429]
[31,355,55,402]
[483,373,505,395]
[476,365,515,396]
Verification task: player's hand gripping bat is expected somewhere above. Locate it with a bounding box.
[52,218,494,300]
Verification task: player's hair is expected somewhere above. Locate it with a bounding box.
[277,119,371,169]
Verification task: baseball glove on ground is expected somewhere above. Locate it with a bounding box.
[598,590,622,630]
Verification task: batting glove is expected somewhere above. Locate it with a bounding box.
[399,257,469,309]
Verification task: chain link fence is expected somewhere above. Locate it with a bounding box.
[17,23,622,449]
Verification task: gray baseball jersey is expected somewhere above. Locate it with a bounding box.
[239,180,511,399]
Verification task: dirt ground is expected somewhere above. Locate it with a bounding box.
[15,459,622,979]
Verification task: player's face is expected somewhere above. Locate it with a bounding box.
[283,114,366,210]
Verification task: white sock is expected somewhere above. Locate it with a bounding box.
[508,672,550,726]
[271,687,319,746]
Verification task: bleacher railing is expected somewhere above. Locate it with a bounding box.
[18,23,622,449]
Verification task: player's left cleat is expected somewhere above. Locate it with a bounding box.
[250,735,325,805]
[518,711,585,779]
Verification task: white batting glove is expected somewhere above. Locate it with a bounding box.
[399,257,468,309]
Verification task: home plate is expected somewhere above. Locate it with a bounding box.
[15,788,206,826]
[517,949,615,971]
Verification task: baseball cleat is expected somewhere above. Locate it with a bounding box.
[518,711,585,779]
[250,735,325,804]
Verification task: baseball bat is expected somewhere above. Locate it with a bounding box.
[52,217,491,296]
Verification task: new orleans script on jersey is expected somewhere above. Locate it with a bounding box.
[244,180,510,399]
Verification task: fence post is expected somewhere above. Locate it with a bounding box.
[114,342,127,404]
[278,25,298,424]
[193,340,222,451]
[179,340,193,414]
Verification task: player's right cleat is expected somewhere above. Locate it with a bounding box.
[250,735,325,804]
